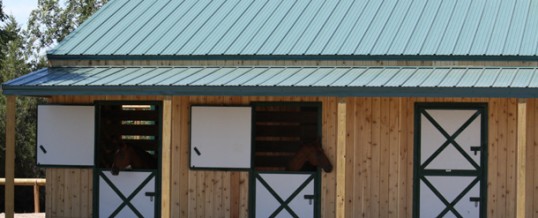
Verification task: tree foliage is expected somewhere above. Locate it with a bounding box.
[25,0,108,65]
[0,0,108,212]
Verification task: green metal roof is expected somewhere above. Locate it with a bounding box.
[47,0,538,60]
[4,66,538,97]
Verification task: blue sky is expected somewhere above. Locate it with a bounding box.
[3,0,39,26]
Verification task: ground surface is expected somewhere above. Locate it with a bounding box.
[0,213,45,218]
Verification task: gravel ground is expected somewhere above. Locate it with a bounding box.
[0,213,45,218]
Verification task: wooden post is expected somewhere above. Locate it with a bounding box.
[161,98,172,218]
[516,99,526,218]
[5,96,16,218]
[33,181,40,213]
[336,98,346,218]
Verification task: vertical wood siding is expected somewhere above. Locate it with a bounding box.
[527,99,538,218]
[44,96,531,218]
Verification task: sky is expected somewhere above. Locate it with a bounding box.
[3,0,39,26]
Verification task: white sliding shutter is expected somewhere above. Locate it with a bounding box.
[190,106,252,169]
[37,105,95,166]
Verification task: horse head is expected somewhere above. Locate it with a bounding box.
[287,140,333,173]
[111,142,131,175]
[304,143,333,172]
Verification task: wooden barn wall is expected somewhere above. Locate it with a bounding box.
[342,97,528,218]
[44,95,337,218]
[44,95,535,218]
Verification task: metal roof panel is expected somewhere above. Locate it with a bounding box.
[7,66,538,97]
[47,0,538,58]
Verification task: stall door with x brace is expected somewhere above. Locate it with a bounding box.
[94,102,161,218]
[414,103,487,218]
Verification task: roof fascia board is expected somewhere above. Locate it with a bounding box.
[3,85,538,98]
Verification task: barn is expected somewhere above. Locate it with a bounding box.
[3,0,538,217]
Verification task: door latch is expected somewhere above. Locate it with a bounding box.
[470,197,480,207]
[145,192,156,202]
[470,146,481,155]
[304,194,315,205]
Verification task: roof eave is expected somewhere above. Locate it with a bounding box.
[3,85,538,98]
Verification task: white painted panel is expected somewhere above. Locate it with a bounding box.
[426,109,476,135]
[130,176,156,218]
[288,178,314,218]
[99,171,155,217]
[256,173,314,218]
[420,176,479,218]
[420,179,445,217]
[255,178,282,217]
[99,175,122,217]
[191,106,252,169]
[37,105,94,166]
[421,110,481,170]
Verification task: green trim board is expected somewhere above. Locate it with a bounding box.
[413,103,488,218]
[6,66,538,98]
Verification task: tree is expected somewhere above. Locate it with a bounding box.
[25,0,108,67]
[0,0,108,212]
[0,15,45,213]
[0,0,16,66]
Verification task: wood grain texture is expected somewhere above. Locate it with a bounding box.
[161,98,172,218]
[336,99,347,218]
[517,99,526,218]
[5,96,16,218]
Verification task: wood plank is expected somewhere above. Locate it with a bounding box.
[239,172,249,218]
[379,98,390,218]
[336,99,347,218]
[326,97,338,217]
[388,97,399,217]
[488,98,499,217]
[525,99,535,218]
[497,98,508,218]
[371,97,381,218]
[5,96,16,218]
[398,97,410,218]
[169,96,181,216]
[508,98,518,217]
[353,98,365,218]
[363,98,373,218]
[81,169,92,218]
[344,98,355,218]
[517,99,527,218]
[255,111,318,123]
[161,98,172,218]
[528,99,538,217]
[255,125,318,138]
[178,97,190,217]
[230,172,240,218]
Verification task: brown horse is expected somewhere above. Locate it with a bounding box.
[287,141,333,172]
[111,142,157,175]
